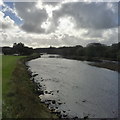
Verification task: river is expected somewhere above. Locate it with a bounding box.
[28,54,118,118]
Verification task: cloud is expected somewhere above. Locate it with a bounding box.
[53,2,118,30]
[14,2,118,33]
[1,1,118,47]
[0,11,19,31]
[15,2,48,33]
[0,0,3,6]
[2,2,23,22]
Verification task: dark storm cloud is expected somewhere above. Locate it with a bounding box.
[14,2,118,33]
[15,2,48,33]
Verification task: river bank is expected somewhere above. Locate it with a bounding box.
[62,55,120,72]
[88,61,120,73]
[2,54,57,118]
[3,54,117,118]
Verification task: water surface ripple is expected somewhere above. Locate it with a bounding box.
[28,54,118,118]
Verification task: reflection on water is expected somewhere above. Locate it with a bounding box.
[28,54,118,118]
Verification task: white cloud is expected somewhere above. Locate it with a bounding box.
[0,11,19,32]
[53,2,118,30]
[0,0,3,6]
[1,1,118,47]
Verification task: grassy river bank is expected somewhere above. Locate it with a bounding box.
[62,55,120,73]
[2,55,57,118]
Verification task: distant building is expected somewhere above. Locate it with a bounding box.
[0,52,3,55]
[13,54,19,56]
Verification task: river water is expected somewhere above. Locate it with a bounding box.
[28,54,118,118]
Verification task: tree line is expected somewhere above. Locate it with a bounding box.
[2,43,33,55]
[2,42,120,61]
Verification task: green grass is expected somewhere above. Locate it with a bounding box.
[0,55,2,119]
[2,55,24,97]
[2,55,57,118]
[88,62,119,72]
[0,55,2,97]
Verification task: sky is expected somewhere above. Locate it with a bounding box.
[0,0,119,48]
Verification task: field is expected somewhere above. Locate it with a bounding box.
[2,55,25,117]
[2,55,24,98]
[0,55,2,119]
[2,55,57,118]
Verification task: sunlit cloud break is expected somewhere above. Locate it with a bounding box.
[0,0,118,47]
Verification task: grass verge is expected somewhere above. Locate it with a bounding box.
[0,55,2,119]
[63,55,119,72]
[88,62,120,72]
[2,55,24,98]
[2,55,57,118]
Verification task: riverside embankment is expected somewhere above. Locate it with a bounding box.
[2,54,57,118]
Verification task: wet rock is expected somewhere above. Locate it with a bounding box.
[73,116,78,119]
[28,71,32,77]
[45,91,48,94]
[52,100,56,104]
[58,102,62,105]
[35,90,44,95]
[40,101,45,103]
[50,108,55,112]
[32,73,38,77]
[45,91,53,94]
[46,91,53,94]
[50,91,53,93]
[84,116,89,119]
[46,99,52,102]
[82,100,87,102]
[63,114,67,118]
[46,102,51,106]
[52,111,61,117]
[73,117,78,120]
[55,111,61,115]
[39,91,44,95]
[63,110,66,113]
[31,77,34,81]
[59,114,62,118]
[38,84,42,88]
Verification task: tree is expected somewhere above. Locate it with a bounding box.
[12,42,33,55]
